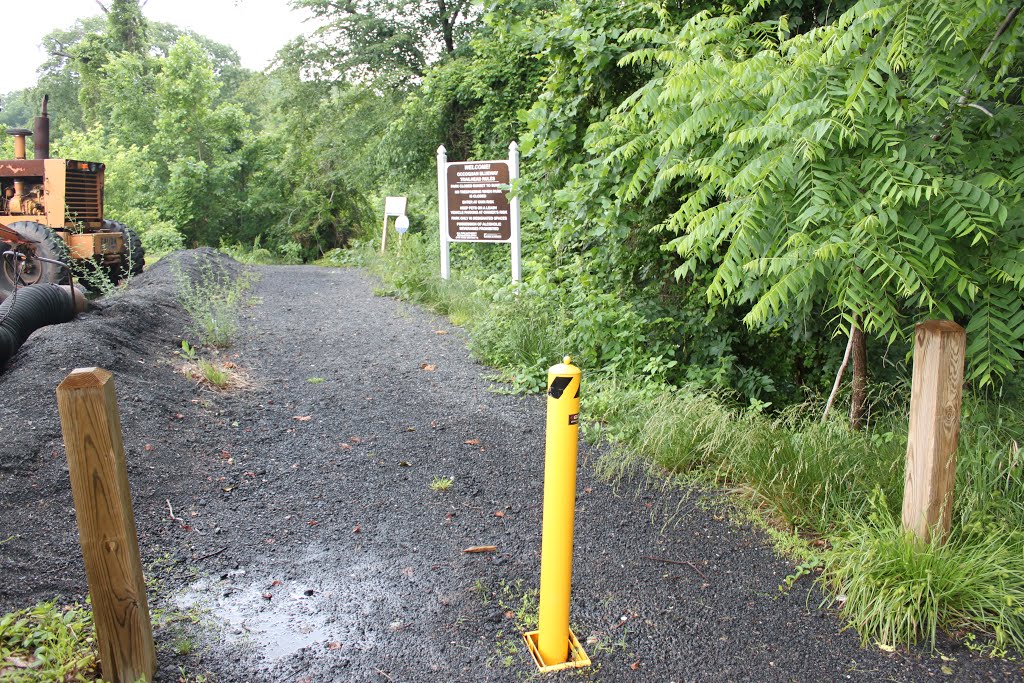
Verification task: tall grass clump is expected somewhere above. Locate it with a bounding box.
[174,258,256,347]
[468,292,566,393]
[367,234,483,326]
[823,510,1024,651]
[585,375,1024,650]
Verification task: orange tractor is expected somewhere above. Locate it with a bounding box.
[0,96,143,300]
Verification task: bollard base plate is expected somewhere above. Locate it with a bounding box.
[522,629,591,673]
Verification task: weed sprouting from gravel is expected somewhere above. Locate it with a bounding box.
[430,476,454,492]
[174,258,257,347]
[307,377,326,384]
[196,359,230,388]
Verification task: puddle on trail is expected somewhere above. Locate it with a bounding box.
[176,545,398,661]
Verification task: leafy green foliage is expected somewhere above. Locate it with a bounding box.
[0,602,98,681]
[581,373,1024,648]
[593,0,1024,387]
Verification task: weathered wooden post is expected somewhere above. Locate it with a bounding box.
[56,368,156,683]
[901,321,966,544]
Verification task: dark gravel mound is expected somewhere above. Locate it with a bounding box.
[0,252,1021,682]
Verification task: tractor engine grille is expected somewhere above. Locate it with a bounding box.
[64,165,103,225]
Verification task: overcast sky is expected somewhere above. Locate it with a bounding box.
[4,0,316,93]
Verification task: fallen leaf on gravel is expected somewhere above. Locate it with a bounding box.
[353,524,361,533]
[308,520,319,526]
[144,443,154,452]
[494,511,505,518]
[463,545,497,553]
[630,660,641,671]
[399,461,412,467]
[420,363,437,371]
[504,611,514,619]
[405,426,416,432]
[583,487,593,494]
[339,443,353,450]
[876,642,896,652]
[350,437,362,444]
[464,439,480,446]
[294,415,312,422]
[221,486,234,492]
[175,413,184,420]
[327,642,342,650]
[3,655,35,669]
[270,580,283,587]
[261,592,273,600]
[433,330,448,335]
[941,666,954,675]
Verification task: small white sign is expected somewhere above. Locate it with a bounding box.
[395,215,410,234]
[384,196,407,217]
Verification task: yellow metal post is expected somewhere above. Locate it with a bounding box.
[524,356,590,672]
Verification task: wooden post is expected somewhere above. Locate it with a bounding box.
[901,321,966,545]
[56,368,156,683]
[380,214,390,253]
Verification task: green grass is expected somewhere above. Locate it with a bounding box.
[583,378,1024,652]
[429,476,454,492]
[195,359,231,389]
[0,602,98,681]
[824,511,1024,651]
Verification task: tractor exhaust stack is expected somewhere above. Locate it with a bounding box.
[34,95,50,160]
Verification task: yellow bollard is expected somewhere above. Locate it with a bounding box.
[523,356,591,673]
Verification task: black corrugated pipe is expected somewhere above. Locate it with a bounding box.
[0,284,75,367]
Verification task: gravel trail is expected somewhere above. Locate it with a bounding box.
[1,252,1021,682]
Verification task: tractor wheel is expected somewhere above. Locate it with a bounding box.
[0,221,70,299]
[104,220,145,281]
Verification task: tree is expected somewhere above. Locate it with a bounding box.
[594,0,1023,417]
[100,0,149,55]
[290,0,482,84]
[152,37,250,245]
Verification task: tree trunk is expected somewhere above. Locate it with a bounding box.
[437,0,455,53]
[849,317,867,430]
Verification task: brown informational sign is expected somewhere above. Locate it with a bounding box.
[446,161,512,241]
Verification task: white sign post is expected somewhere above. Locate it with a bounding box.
[381,196,408,253]
[436,143,521,282]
